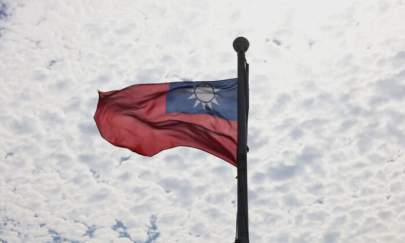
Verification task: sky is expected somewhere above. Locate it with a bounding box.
[1,0,405,242]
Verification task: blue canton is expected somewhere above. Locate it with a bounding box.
[166,79,237,121]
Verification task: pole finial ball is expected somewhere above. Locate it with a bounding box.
[233,37,249,52]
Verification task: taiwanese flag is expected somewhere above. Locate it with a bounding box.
[94,79,237,166]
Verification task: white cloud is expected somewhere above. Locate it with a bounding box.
[1,0,405,242]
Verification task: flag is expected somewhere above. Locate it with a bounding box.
[94,79,238,165]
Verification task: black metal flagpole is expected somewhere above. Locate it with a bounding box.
[233,37,250,243]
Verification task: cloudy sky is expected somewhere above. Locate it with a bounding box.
[1,0,405,242]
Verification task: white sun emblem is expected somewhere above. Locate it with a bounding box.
[188,82,220,109]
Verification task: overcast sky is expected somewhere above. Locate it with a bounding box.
[1,0,405,242]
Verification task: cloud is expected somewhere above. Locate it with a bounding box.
[376,69,405,101]
[1,0,405,242]
[269,163,302,181]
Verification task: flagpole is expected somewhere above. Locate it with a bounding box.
[233,37,250,243]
